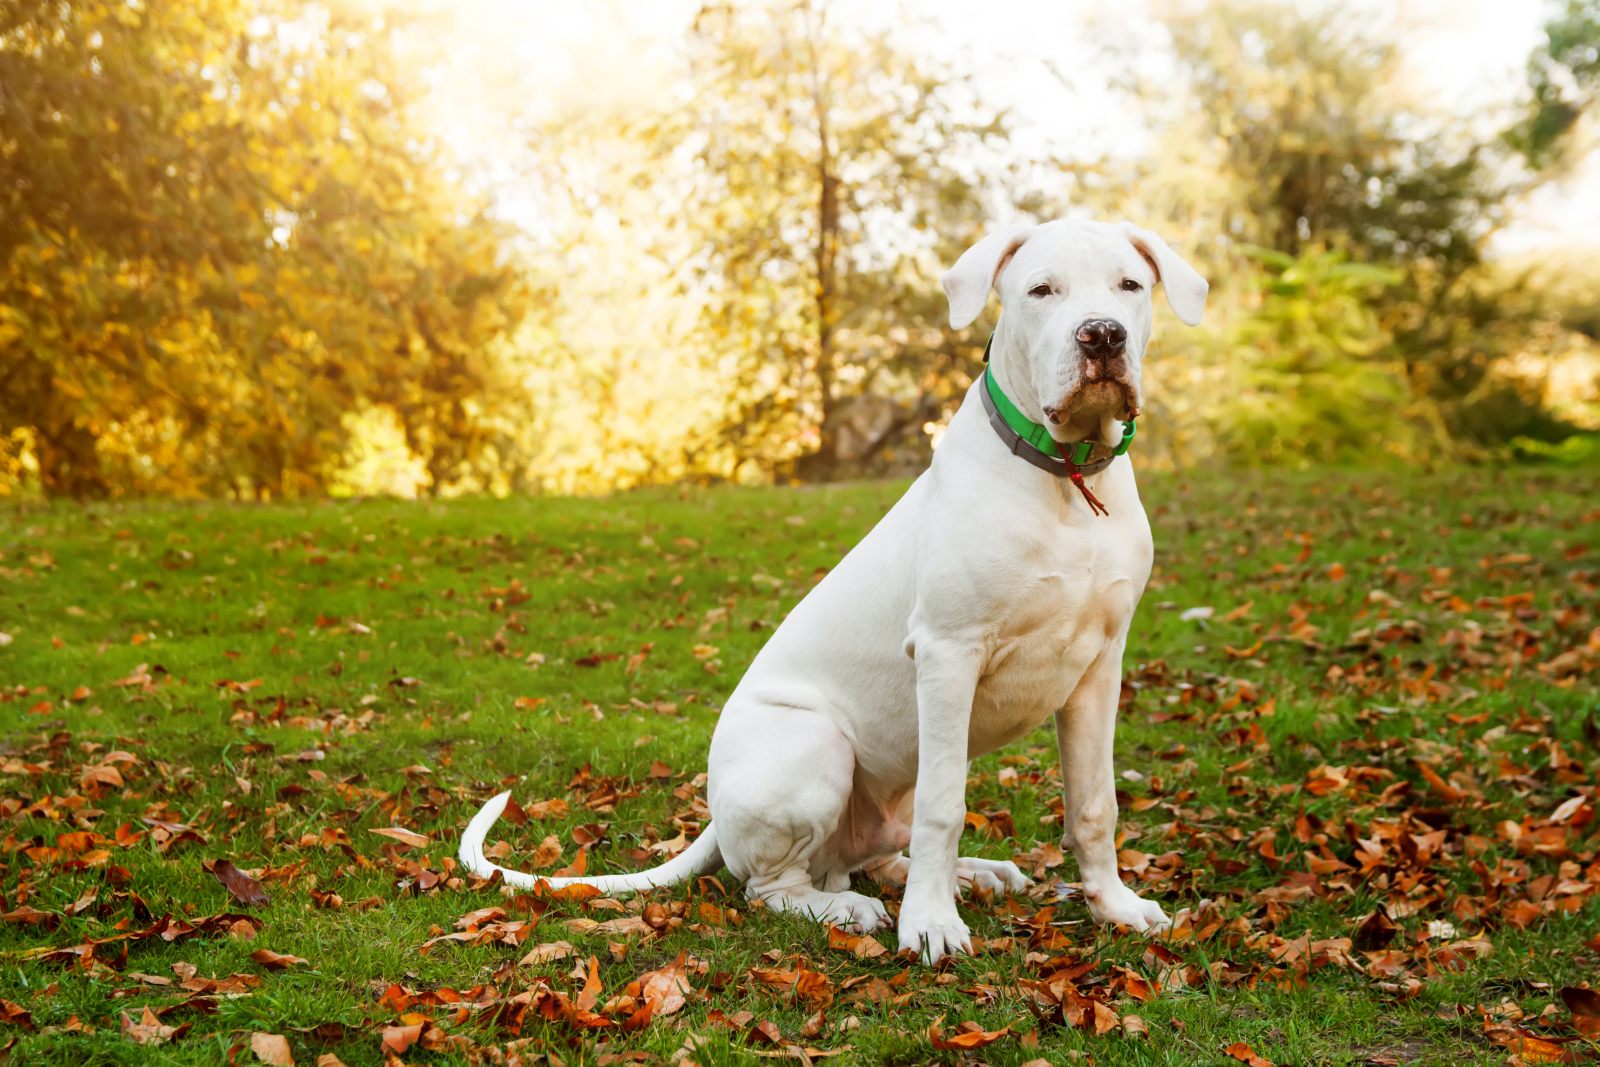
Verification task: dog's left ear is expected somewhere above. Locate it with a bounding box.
[1119,222,1208,326]
[941,224,1037,330]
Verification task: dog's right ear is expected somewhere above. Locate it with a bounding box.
[941,225,1037,330]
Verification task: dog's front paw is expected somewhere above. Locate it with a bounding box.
[1085,883,1169,933]
[897,902,971,964]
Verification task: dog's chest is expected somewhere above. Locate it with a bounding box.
[967,533,1147,757]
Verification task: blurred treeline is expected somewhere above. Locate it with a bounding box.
[2,0,1597,499]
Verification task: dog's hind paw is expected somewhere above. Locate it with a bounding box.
[820,891,890,934]
[1085,883,1170,933]
[765,888,889,934]
[956,857,1032,897]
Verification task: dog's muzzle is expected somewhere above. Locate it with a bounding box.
[1043,317,1138,425]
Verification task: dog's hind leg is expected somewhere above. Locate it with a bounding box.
[709,703,889,934]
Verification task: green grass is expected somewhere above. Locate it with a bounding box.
[0,468,1596,1065]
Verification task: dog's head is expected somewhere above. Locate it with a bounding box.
[942,219,1207,444]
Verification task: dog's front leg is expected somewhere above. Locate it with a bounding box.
[1055,640,1170,932]
[897,639,981,963]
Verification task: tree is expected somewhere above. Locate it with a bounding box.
[0,0,528,498]
[629,0,1009,480]
[1144,0,1588,457]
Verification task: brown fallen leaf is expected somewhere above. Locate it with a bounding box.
[382,1021,423,1054]
[1224,1042,1276,1067]
[251,949,309,971]
[205,859,270,908]
[1560,986,1600,1039]
[0,1001,34,1030]
[1483,1023,1577,1064]
[1,905,60,930]
[368,827,430,848]
[631,953,693,1017]
[552,848,588,878]
[122,1007,189,1045]
[575,955,604,1012]
[1122,1014,1149,1038]
[827,926,889,959]
[1414,760,1465,803]
[519,940,575,966]
[928,1016,1010,1050]
[747,966,833,1006]
[1353,907,1398,950]
[532,835,564,868]
[251,1031,294,1065]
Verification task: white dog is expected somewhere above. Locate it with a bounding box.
[461,218,1207,963]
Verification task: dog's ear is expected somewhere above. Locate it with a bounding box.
[941,224,1037,330]
[1119,222,1208,326]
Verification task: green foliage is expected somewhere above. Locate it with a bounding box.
[1509,431,1600,464]
[1208,248,1417,465]
[1156,0,1596,461]
[1511,0,1600,168]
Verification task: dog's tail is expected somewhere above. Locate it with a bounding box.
[457,790,723,893]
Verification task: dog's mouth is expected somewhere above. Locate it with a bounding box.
[1042,379,1139,442]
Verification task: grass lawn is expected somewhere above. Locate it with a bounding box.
[1,467,1597,1066]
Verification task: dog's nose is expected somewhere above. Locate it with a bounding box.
[1075,318,1127,359]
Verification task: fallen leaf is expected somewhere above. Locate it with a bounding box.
[382,1021,423,1054]
[631,953,693,1017]
[251,949,309,971]
[122,1007,188,1045]
[519,940,575,966]
[0,1001,34,1030]
[1561,986,1600,1038]
[576,955,604,1012]
[205,859,270,907]
[251,1032,294,1065]
[928,1016,1010,1050]
[1353,907,1398,950]
[1225,1042,1276,1067]
[1484,1024,1576,1064]
[368,827,429,848]
[1,905,60,930]
[827,926,889,959]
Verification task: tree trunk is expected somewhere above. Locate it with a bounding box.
[805,3,840,479]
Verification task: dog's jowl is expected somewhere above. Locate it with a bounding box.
[460,217,1209,963]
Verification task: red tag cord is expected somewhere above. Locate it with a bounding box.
[1066,463,1110,517]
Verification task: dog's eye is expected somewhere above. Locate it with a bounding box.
[1119,278,1143,292]
[1027,283,1053,298]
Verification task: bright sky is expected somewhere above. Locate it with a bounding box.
[409,0,1598,254]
